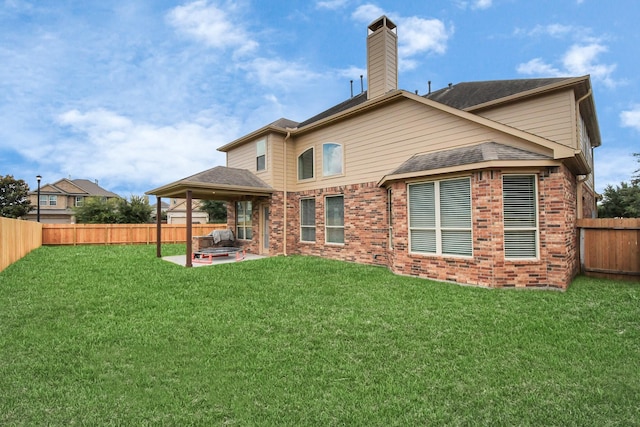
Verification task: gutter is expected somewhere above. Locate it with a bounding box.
[283,130,292,256]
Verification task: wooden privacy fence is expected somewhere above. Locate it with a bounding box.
[1,217,42,272]
[577,218,640,281]
[42,223,227,246]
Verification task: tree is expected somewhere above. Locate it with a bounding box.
[598,153,640,218]
[74,197,120,223]
[117,195,153,223]
[200,200,227,223]
[74,195,153,224]
[0,175,33,218]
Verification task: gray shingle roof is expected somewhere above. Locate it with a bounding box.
[71,179,120,197]
[178,166,272,189]
[424,78,572,110]
[298,91,369,128]
[390,142,552,176]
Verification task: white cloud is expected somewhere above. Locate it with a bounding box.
[621,106,640,132]
[454,0,493,10]
[595,148,637,191]
[351,4,385,23]
[316,0,349,10]
[472,0,493,10]
[239,57,323,90]
[51,108,240,194]
[516,58,563,77]
[562,43,617,86]
[517,42,617,87]
[166,0,258,56]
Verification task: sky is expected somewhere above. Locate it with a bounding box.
[1,0,639,197]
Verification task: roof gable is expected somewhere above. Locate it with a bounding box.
[146,166,273,200]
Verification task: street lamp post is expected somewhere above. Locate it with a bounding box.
[36,175,41,222]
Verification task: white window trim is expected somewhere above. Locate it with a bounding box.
[297,147,315,181]
[324,195,345,245]
[322,142,344,178]
[300,197,316,243]
[408,177,473,258]
[502,174,539,260]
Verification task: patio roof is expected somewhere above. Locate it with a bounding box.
[145,165,274,200]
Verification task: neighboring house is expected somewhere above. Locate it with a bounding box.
[166,198,209,224]
[26,178,120,224]
[148,16,600,289]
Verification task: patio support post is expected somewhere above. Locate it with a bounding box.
[156,196,162,258]
[186,190,193,267]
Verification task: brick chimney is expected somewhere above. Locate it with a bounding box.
[367,16,398,100]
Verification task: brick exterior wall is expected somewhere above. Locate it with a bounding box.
[228,165,580,289]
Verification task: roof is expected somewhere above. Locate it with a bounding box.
[69,179,120,197]
[146,165,273,200]
[31,178,120,198]
[380,142,554,185]
[298,91,369,128]
[424,78,573,110]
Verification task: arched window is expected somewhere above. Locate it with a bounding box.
[323,143,343,176]
[298,147,314,180]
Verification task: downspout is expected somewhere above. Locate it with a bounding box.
[283,130,291,256]
[575,89,593,220]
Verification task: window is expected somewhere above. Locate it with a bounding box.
[256,139,266,171]
[408,177,472,256]
[503,175,538,259]
[323,143,343,176]
[387,188,393,249]
[41,195,57,206]
[298,148,314,180]
[236,201,252,240]
[325,195,344,244]
[75,196,84,207]
[300,198,316,242]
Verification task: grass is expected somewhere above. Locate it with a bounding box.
[1,245,639,426]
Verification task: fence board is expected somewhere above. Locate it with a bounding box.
[0,217,42,272]
[42,223,227,246]
[577,218,640,281]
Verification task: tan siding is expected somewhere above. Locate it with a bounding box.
[478,90,576,148]
[227,139,256,171]
[226,134,287,188]
[289,98,551,192]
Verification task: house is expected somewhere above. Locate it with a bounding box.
[147,16,600,289]
[26,178,120,224]
[166,198,209,224]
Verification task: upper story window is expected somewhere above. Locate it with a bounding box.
[40,195,57,206]
[408,177,472,257]
[256,139,266,171]
[503,175,538,259]
[298,147,314,180]
[323,143,343,176]
[75,196,84,207]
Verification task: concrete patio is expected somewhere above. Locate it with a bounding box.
[162,252,266,267]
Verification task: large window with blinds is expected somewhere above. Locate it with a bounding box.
[408,177,472,257]
[325,195,344,244]
[300,198,316,242]
[503,175,538,259]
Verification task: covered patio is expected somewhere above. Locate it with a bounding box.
[146,166,273,267]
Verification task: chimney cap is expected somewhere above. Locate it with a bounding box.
[368,15,397,33]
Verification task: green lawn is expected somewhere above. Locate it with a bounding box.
[1,245,639,426]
